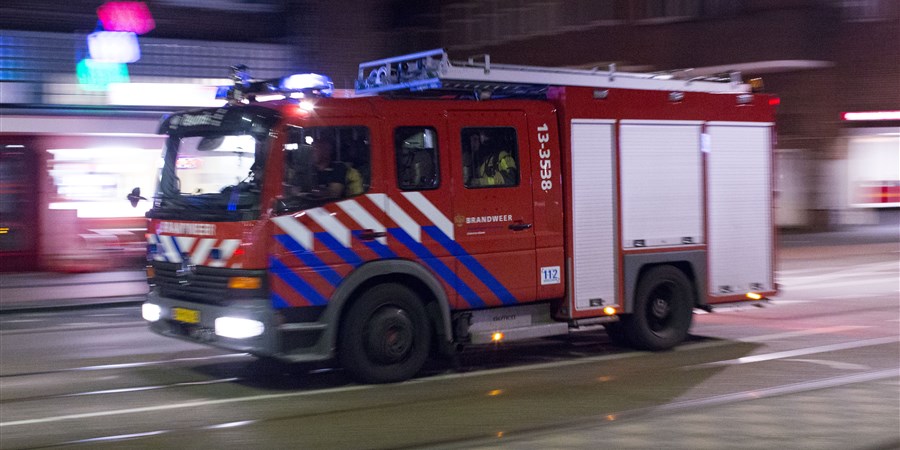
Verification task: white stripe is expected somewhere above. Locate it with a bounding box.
[368,193,421,242]
[386,197,421,242]
[191,238,216,265]
[174,236,197,262]
[147,234,165,262]
[0,385,374,427]
[209,239,241,268]
[736,325,870,343]
[272,215,314,251]
[158,235,182,263]
[337,199,387,245]
[403,191,454,240]
[306,207,351,248]
[698,336,899,367]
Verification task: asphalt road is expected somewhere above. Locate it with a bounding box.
[0,241,897,449]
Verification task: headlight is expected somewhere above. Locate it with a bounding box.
[142,303,161,322]
[215,317,264,339]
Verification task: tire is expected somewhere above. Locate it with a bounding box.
[624,265,694,351]
[338,283,431,383]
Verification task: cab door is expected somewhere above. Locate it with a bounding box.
[447,111,536,308]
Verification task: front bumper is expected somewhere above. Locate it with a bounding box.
[144,291,334,362]
[145,290,283,356]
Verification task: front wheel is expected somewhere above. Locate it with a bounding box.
[338,283,431,383]
[623,265,694,351]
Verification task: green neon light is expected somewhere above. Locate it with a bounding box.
[76,58,130,91]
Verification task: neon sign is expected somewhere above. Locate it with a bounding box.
[76,59,130,91]
[97,2,156,35]
[88,31,141,63]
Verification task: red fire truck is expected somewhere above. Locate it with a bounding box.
[138,49,777,383]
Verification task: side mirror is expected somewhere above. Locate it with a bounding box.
[127,187,147,207]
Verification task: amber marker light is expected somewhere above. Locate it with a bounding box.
[491,332,504,342]
[603,306,617,315]
[228,277,262,289]
[746,292,763,300]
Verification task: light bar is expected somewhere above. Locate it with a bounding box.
[280,73,334,96]
[842,111,900,121]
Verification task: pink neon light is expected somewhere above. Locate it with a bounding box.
[841,111,900,121]
[97,2,156,35]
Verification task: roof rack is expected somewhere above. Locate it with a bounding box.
[355,49,749,97]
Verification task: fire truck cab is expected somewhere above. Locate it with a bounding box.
[140,50,777,383]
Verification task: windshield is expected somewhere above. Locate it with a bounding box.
[150,132,267,221]
[174,135,260,194]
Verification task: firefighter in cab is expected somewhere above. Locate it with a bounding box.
[466,129,518,187]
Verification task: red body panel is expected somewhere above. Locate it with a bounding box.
[151,86,776,315]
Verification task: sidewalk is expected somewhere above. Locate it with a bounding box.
[0,269,148,312]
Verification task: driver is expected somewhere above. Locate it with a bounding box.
[312,138,346,199]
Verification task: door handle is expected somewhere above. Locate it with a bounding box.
[508,222,533,231]
[358,229,387,240]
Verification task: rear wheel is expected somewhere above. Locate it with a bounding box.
[624,265,694,350]
[339,283,431,383]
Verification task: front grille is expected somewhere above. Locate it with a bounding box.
[152,262,265,305]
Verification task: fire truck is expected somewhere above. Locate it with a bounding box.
[138,49,777,383]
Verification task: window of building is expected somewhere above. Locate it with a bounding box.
[462,127,519,188]
[838,0,896,21]
[396,127,439,190]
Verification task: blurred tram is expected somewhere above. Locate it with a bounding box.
[0,108,166,272]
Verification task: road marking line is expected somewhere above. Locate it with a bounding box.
[766,299,813,305]
[736,325,870,343]
[73,353,250,371]
[65,378,240,397]
[693,336,899,367]
[0,384,376,427]
[656,368,900,412]
[0,322,147,336]
[60,430,169,445]
[781,278,898,291]
[783,359,870,370]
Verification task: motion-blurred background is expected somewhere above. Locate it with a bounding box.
[1,0,897,273]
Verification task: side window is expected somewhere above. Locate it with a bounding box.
[395,127,439,190]
[282,126,370,203]
[462,127,519,188]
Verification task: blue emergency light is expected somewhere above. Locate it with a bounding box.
[280,73,334,96]
[216,69,334,103]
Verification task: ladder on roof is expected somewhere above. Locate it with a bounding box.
[355,48,749,97]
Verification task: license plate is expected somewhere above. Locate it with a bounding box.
[172,307,200,324]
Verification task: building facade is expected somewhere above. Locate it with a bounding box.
[0,0,896,271]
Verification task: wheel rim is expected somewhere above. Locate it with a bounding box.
[364,306,415,364]
[646,282,677,332]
